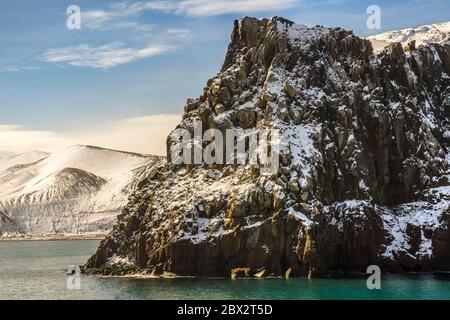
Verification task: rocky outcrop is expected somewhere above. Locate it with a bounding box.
[85,17,450,277]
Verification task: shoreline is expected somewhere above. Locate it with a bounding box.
[83,269,450,280]
[86,271,450,281]
[90,272,283,280]
[0,235,106,241]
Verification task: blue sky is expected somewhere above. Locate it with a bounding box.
[0,0,449,154]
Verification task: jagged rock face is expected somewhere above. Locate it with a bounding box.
[86,17,450,277]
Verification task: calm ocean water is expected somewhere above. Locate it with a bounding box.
[0,240,450,300]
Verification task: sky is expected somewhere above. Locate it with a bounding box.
[0,0,449,155]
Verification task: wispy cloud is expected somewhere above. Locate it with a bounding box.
[166,28,190,35]
[311,0,349,5]
[173,0,299,16]
[0,67,21,73]
[41,42,173,69]
[82,7,153,32]
[84,0,299,20]
[42,1,202,69]
[0,66,41,73]
[0,114,181,155]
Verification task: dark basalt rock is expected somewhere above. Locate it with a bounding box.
[85,17,450,278]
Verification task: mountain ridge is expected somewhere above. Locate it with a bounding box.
[0,145,162,238]
[368,21,450,53]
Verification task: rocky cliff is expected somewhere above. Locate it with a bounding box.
[85,17,450,277]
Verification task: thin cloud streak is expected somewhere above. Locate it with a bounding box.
[175,0,300,16]
[83,0,300,19]
[41,42,174,69]
[82,9,153,32]
[0,66,41,73]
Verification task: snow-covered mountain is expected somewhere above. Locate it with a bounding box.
[0,145,161,238]
[368,21,450,53]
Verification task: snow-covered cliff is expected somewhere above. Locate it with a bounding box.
[86,17,450,277]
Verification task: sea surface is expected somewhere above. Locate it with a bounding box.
[0,240,450,300]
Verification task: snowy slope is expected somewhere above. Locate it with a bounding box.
[0,151,15,160]
[0,150,49,172]
[0,151,16,166]
[0,145,161,238]
[368,21,450,53]
[0,152,13,169]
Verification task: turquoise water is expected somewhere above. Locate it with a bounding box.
[0,240,450,300]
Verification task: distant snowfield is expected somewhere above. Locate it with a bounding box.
[367,21,450,53]
[0,145,161,239]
